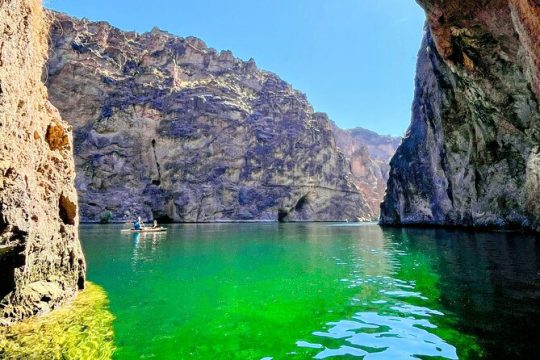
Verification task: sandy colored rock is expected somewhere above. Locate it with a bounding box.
[0,0,84,324]
[381,1,540,231]
[46,12,373,223]
[45,124,69,151]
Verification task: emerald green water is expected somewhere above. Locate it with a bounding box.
[80,223,540,359]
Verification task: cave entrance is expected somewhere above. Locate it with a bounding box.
[277,209,289,223]
[294,194,309,211]
[0,244,25,301]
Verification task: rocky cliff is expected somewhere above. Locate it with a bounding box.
[46,12,373,223]
[0,0,84,324]
[381,1,540,230]
[330,123,400,218]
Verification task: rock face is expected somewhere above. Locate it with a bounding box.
[46,13,372,223]
[330,123,400,218]
[0,0,85,324]
[381,1,540,230]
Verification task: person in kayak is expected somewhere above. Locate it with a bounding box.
[133,217,143,230]
[152,220,159,228]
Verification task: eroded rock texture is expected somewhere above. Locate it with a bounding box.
[331,123,400,218]
[0,0,84,324]
[381,0,540,230]
[46,13,372,223]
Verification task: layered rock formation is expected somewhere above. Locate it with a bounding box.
[46,13,373,223]
[330,123,400,218]
[0,0,84,324]
[381,1,540,230]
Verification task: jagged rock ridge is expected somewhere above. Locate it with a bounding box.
[46,12,375,223]
[330,122,400,218]
[0,0,84,324]
[381,0,540,231]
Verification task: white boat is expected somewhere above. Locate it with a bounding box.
[121,227,167,233]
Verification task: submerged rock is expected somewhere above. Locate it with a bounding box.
[381,1,540,231]
[0,0,85,323]
[0,282,115,359]
[46,12,375,222]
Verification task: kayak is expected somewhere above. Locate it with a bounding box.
[121,227,167,233]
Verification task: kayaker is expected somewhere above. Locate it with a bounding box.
[152,220,159,228]
[133,217,142,230]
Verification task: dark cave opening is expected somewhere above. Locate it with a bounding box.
[154,214,174,224]
[59,194,77,226]
[294,194,309,211]
[0,244,25,300]
[277,209,288,222]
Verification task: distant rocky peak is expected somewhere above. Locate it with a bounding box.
[330,120,401,217]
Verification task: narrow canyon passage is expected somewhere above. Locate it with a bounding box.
[2,1,540,359]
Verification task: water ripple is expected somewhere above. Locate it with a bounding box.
[297,259,457,359]
[302,310,457,359]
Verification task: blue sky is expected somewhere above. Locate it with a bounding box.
[46,0,425,136]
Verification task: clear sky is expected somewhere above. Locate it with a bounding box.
[45,0,425,136]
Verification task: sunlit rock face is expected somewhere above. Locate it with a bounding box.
[0,0,84,324]
[330,123,400,219]
[381,0,540,230]
[46,12,373,223]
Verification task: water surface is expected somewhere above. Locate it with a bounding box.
[80,223,540,359]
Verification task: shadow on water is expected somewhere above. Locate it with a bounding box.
[77,223,540,359]
[391,227,540,359]
[296,226,540,359]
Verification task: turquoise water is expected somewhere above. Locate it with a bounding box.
[80,223,540,359]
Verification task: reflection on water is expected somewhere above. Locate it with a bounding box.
[400,228,540,359]
[309,297,458,359]
[130,232,167,269]
[312,310,457,358]
[78,223,540,359]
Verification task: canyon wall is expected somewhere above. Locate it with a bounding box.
[330,123,400,217]
[46,13,374,223]
[381,0,540,230]
[0,0,84,324]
